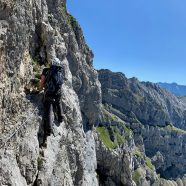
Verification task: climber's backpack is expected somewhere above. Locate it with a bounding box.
[45,65,64,95]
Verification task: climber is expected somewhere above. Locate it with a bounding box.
[40,58,65,143]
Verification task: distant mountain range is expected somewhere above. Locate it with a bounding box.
[157,82,186,96]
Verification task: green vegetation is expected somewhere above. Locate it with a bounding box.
[132,168,143,185]
[60,5,66,13]
[111,126,125,146]
[67,13,78,30]
[69,14,78,26]
[124,126,132,138]
[133,150,154,171]
[102,108,118,122]
[161,124,186,135]
[133,149,144,159]
[145,157,154,170]
[97,106,133,149]
[97,127,115,149]
[165,125,186,134]
[96,126,130,149]
[31,57,39,65]
[32,58,40,73]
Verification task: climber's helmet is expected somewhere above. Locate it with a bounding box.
[52,58,63,67]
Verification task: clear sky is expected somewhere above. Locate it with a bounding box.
[67,0,186,85]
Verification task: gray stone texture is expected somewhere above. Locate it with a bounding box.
[1,0,186,185]
[98,69,186,185]
[0,0,101,185]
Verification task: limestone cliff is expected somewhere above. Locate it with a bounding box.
[1,1,186,186]
[0,0,101,185]
[97,69,186,185]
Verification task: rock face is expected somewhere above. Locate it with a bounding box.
[98,69,186,184]
[2,0,186,185]
[99,70,186,129]
[0,0,101,185]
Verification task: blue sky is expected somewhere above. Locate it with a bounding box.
[67,0,186,85]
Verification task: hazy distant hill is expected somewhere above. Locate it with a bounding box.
[158,82,186,96]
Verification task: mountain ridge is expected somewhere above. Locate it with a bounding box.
[98,69,186,183]
[158,82,186,96]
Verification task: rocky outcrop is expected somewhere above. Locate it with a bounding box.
[98,69,186,184]
[99,69,186,129]
[95,105,160,186]
[0,0,101,185]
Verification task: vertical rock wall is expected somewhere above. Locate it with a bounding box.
[0,0,102,185]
